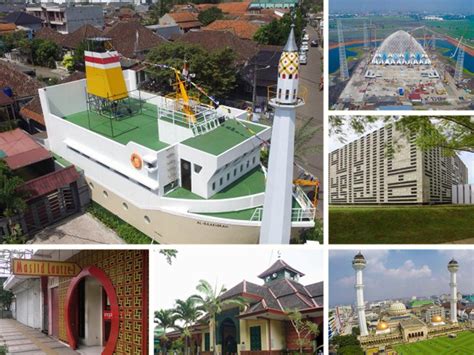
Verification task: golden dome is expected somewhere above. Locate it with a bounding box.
[431,315,443,323]
[376,321,389,331]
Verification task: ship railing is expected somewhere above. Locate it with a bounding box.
[250,207,316,222]
[294,185,314,210]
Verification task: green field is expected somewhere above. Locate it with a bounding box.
[329,205,474,244]
[393,331,474,355]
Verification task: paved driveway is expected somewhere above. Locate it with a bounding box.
[0,319,78,354]
[27,213,125,244]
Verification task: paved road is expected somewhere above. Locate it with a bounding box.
[0,319,78,354]
[296,24,324,217]
[28,213,125,244]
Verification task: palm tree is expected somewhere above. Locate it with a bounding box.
[173,297,202,355]
[154,309,176,354]
[192,279,247,355]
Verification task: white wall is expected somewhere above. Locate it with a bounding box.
[13,279,42,330]
[44,80,87,117]
[452,184,474,204]
[84,278,103,346]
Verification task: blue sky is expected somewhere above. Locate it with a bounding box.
[150,246,324,311]
[329,250,474,307]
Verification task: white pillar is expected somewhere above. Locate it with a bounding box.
[448,259,459,324]
[355,269,368,336]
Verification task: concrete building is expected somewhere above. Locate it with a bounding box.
[26,4,103,33]
[329,124,468,204]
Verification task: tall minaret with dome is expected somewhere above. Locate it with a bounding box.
[260,24,305,244]
[352,252,369,336]
[448,258,459,323]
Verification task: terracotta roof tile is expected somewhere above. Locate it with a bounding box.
[169,12,198,23]
[0,61,43,99]
[104,20,166,59]
[175,30,258,64]
[62,24,103,49]
[0,129,51,170]
[197,1,250,15]
[0,23,16,33]
[19,96,44,126]
[20,165,80,200]
[35,26,65,46]
[204,19,259,40]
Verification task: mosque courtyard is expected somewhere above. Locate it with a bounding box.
[393,330,474,354]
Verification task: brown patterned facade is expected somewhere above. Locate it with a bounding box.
[57,250,148,354]
[329,124,468,204]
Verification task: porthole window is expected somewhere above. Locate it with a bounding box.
[103,190,108,198]
[144,215,151,224]
[122,202,128,210]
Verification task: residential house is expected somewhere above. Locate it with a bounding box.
[1,11,42,33]
[203,19,260,40]
[25,4,104,34]
[159,12,201,32]
[103,20,166,59]
[0,129,85,238]
[0,61,44,132]
[165,259,324,354]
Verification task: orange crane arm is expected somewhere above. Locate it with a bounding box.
[293,179,319,207]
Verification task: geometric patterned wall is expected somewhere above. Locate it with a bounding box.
[57,250,149,354]
[329,124,468,204]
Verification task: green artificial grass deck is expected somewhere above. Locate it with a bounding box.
[182,119,267,155]
[393,331,474,355]
[165,167,266,200]
[198,198,301,221]
[64,102,168,151]
[329,205,474,244]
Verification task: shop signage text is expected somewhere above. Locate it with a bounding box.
[12,259,81,277]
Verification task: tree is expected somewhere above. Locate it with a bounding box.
[0,162,27,244]
[159,249,178,264]
[146,42,237,99]
[253,10,306,46]
[198,7,224,26]
[0,279,13,311]
[287,309,320,354]
[331,334,360,348]
[72,41,87,71]
[192,279,247,355]
[294,115,322,164]
[33,39,61,68]
[173,297,202,355]
[337,345,364,355]
[329,116,474,155]
[155,309,176,354]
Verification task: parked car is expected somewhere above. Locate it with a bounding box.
[303,33,310,41]
[299,53,307,64]
[301,44,309,51]
[311,40,319,47]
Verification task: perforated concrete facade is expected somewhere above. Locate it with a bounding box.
[329,124,468,204]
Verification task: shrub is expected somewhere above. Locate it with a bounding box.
[87,202,153,244]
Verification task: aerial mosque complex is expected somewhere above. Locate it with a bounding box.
[351,253,469,352]
[333,26,472,109]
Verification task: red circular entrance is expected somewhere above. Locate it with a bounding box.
[65,266,119,355]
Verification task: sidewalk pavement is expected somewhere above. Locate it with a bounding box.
[0,319,78,355]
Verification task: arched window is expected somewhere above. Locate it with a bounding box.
[285,90,289,100]
[289,74,293,79]
[278,89,282,99]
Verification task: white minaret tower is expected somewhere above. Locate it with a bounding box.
[448,258,459,324]
[352,252,368,336]
[259,24,304,244]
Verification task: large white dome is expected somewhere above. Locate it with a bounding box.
[389,301,407,316]
[371,30,430,65]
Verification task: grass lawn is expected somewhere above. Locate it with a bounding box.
[393,331,474,355]
[329,205,474,244]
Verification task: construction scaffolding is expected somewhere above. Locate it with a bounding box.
[337,20,349,81]
[454,46,465,83]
